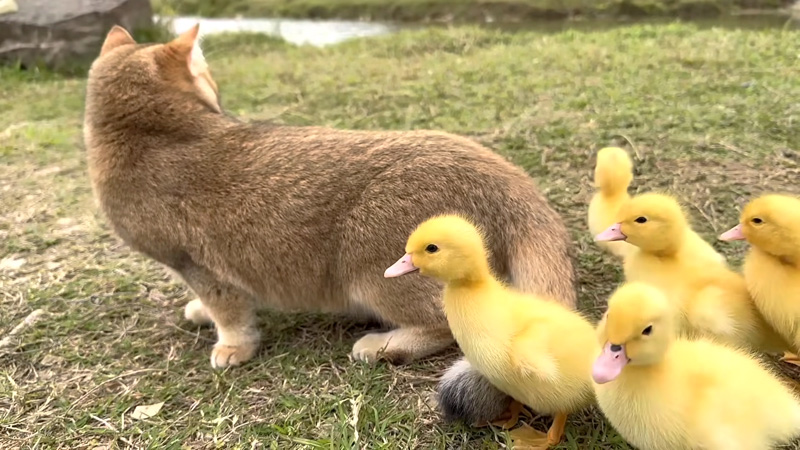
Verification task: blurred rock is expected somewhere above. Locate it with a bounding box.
[0,0,153,69]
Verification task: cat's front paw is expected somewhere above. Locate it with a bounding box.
[351,332,392,363]
[351,331,413,364]
[210,342,259,369]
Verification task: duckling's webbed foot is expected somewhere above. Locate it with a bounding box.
[546,412,568,446]
[509,412,566,449]
[472,399,526,429]
[497,399,525,429]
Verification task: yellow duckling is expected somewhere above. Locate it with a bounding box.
[593,282,800,450]
[719,194,800,357]
[385,214,596,446]
[595,193,787,353]
[587,147,635,259]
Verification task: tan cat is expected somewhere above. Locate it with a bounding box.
[84,25,576,424]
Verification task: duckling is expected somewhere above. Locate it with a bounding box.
[719,194,800,357]
[595,193,788,353]
[385,214,596,446]
[593,282,800,450]
[587,147,635,259]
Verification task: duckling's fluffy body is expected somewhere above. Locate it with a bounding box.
[596,193,786,352]
[624,244,757,345]
[443,279,597,414]
[745,250,800,348]
[721,194,800,353]
[599,339,800,450]
[594,283,800,450]
[386,215,596,431]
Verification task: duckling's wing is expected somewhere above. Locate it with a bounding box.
[685,285,737,337]
[509,318,560,382]
[687,232,728,266]
[686,283,761,350]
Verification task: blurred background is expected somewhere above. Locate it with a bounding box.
[1,1,798,449]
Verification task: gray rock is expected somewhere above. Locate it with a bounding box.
[0,0,153,69]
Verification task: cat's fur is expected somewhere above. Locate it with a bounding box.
[84,25,577,424]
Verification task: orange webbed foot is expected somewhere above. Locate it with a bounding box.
[508,412,568,449]
[472,400,528,429]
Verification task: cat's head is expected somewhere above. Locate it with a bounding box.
[87,24,221,117]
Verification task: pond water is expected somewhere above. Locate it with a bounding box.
[167,13,797,48]
[169,16,395,47]
[484,13,798,33]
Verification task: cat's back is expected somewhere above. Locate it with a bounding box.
[229,124,529,182]
[196,123,548,216]
[219,122,560,237]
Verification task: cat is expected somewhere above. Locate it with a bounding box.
[83,24,577,425]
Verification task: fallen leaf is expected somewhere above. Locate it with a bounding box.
[509,423,550,450]
[44,261,63,271]
[56,217,75,226]
[0,256,26,271]
[33,166,62,177]
[39,354,65,366]
[424,392,439,410]
[131,402,165,420]
[55,225,84,237]
[781,351,800,367]
[148,289,167,305]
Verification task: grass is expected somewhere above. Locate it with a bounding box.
[153,0,796,22]
[1,21,800,449]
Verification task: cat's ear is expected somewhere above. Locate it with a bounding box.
[164,23,221,113]
[100,25,136,56]
[166,23,208,77]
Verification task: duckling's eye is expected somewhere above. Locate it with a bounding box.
[642,325,653,336]
[752,218,763,224]
[634,217,648,224]
[425,244,439,254]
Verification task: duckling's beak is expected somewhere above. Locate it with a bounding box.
[595,223,626,242]
[592,342,629,384]
[718,224,745,241]
[384,253,418,278]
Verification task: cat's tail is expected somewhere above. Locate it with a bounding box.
[435,357,512,425]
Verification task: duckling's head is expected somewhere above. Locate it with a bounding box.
[384,214,491,283]
[595,193,688,255]
[719,194,800,263]
[592,282,675,384]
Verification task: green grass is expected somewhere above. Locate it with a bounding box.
[1,22,800,449]
[153,0,795,21]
